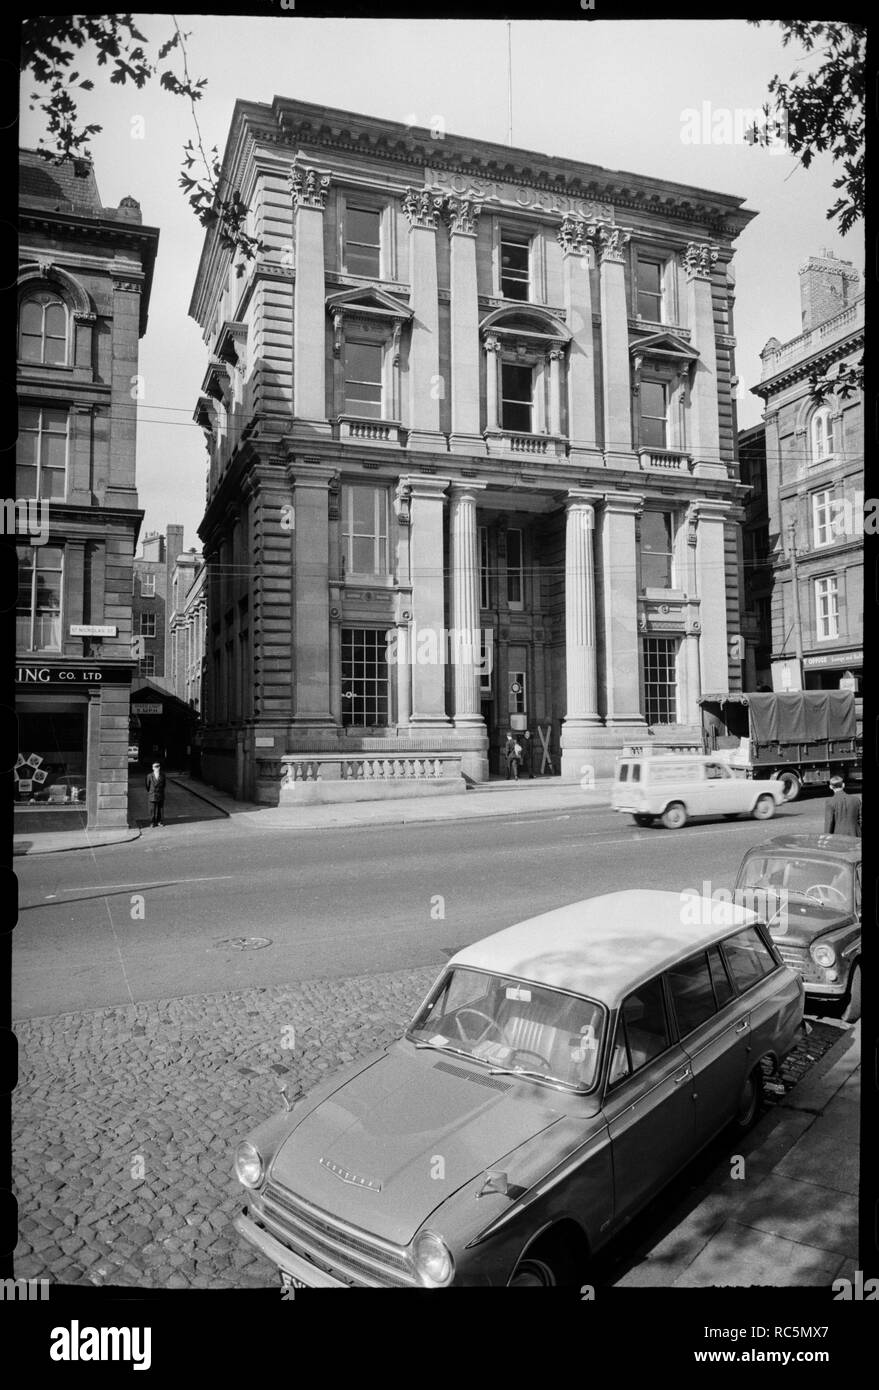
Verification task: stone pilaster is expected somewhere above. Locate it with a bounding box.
[289,462,336,730]
[402,188,444,450]
[589,222,637,469]
[445,197,483,454]
[693,499,732,695]
[558,216,599,460]
[682,242,723,477]
[292,161,331,432]
[405,475,451,730]
[599,494,647,729]
[484,334,500,432]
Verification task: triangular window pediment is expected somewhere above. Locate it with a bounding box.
[326,286,412,322]
[629,330,699,363]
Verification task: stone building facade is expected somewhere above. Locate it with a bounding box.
[132,524,184,688]
[168,548,206,711]
[752,251,864,695]
[15,151,158,831]
[188,98,754,803]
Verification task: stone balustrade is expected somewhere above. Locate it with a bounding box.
[336,417,402,444]
[638,448,692,472]
[484,430,567,457]
[263,753,466,805]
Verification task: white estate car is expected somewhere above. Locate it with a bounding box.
[611,755,786,830]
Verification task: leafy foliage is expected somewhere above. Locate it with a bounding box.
[21,15,263,269]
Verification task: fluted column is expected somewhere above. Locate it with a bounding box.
[589,221,637,469]
[449,484,485,723]
[445,197,484,455]
[694,499,732,695]
[402,187,444,450]
[564,493,600,723]
[599,494,647,728]
[682,242,723,477]
[291,162,331,432]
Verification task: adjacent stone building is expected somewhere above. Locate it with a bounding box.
[189,98,754,803]
[752,250,864,695]
[132,524,184,688]
[168,547,206,711]
[15,151,158,831]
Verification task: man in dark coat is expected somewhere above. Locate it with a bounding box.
[145,761,166,828]
[823,776,861,837]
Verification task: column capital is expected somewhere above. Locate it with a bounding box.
[448,479,487,500]
[557,214,588,256]
[602,491,644,516]
[565,490,600,524]
[680,242,719,280]
[286,461,339,489]
[587,221,632,265]
[483,333,501,355]
[402,187,445,230]
[290,160,331,211]
[444,195,482,236]
[400,473,452,500]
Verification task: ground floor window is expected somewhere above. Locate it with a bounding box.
[642,637,678,723]
[15,708,86,805]
[341,628,390,727]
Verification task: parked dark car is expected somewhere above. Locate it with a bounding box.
[734,833,861,1022]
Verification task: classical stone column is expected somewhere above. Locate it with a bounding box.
[558,216,599,459]
[402,188,444,450]
[682,243,723,477]
[560,491,602,779]
[289,462,336,730]
[694,499,732,695]
[406,475,451,730]
[484,335,500,432]
[590,222,637,469]
[599,495,647,728]
[291,161,331,430]
[445,197,483,455]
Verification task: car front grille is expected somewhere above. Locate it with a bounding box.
[775,944,825,984]
[258,1180,418,1287]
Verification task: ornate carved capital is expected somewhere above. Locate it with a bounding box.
[681,242,719,279]
[394,481,412,526]
[557,215,587,256]
[402,187,445,230]
[586,221,631,265]
[332,308,343,359]
[444,195,482,235]
[548,346,565,364]
[686,505,700,546]
[290,160,330,211]
[483,334,501,356]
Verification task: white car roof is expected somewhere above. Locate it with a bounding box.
[449,890,759,1008]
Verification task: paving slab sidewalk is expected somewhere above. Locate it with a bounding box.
[615,1021,861,1287]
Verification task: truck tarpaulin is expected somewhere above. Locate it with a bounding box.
[746,692,856,745]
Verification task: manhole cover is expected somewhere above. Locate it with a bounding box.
[211,936,272,951]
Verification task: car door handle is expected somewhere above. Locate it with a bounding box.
[735,1019,749,1033]
[673,1067,691,1084]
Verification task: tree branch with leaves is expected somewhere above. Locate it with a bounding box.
[21,14,263,271]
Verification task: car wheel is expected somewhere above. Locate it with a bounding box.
[775,771,801,802]
[661,802,687,830]
[752,795,776,821]
[841,964,861,1024]
[508,1236,581,1288]
[731,1066,764,1132]
[632,813,654,827]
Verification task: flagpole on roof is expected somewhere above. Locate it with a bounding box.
[507,21,513,147]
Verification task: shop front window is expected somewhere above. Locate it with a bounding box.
[15,709,86,807]
[17,544,63,651]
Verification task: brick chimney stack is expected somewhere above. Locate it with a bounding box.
[798,249,860,331]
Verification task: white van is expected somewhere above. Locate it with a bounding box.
[611,754,786,830]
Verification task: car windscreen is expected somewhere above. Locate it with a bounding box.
[736,854,853,913]
[406,967,604,1091]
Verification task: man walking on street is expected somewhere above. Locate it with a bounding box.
[823,775,861,837]
[145,761,166,828]
[503,733,521,781]
[521,730,536,777]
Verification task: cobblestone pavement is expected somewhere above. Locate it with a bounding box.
[11,970,846,1290]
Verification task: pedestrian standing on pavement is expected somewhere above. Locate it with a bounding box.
[145,761,166,828]
[823,775,861,837]
[503,733,520,781]
[521,730,536,778]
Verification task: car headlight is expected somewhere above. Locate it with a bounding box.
[235,1140,264,1189]
[811,943,837,968]
[411,1230,455,1288]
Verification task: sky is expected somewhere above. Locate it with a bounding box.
[19,15,865,552]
